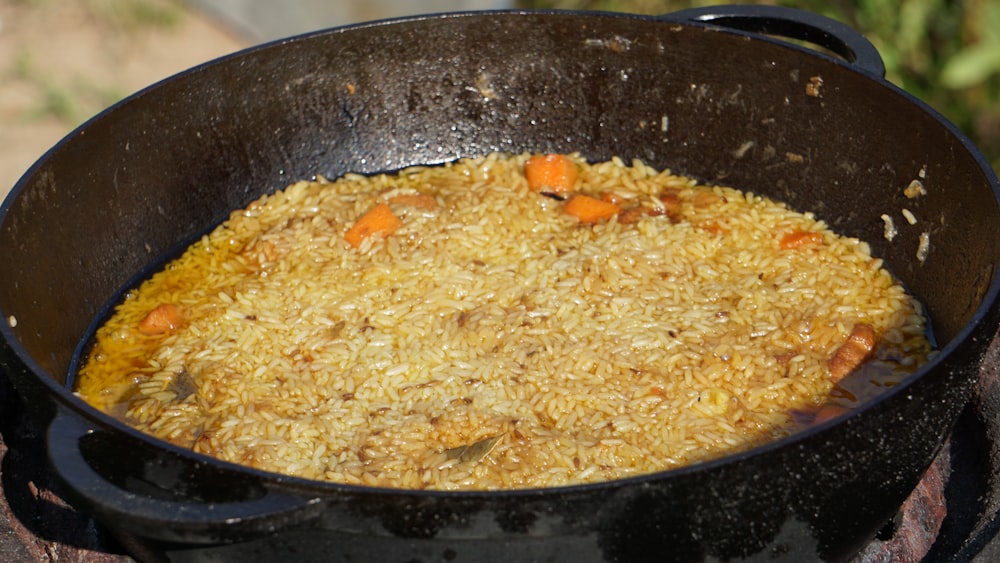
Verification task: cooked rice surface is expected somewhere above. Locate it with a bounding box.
[76,153,931,489]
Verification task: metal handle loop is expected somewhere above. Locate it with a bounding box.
[664,4,886,78]
[46,410,323,544]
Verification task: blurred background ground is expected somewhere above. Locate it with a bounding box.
[1,0,998,202]
[0,0,243,200]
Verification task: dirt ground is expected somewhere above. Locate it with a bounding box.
[0,1,248,202]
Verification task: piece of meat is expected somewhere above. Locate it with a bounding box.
[828,323,876,382]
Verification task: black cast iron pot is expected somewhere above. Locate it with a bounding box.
[1,5,998,562]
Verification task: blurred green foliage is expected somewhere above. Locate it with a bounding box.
[85,0,183,31]
[10,0,183,30]
[517,0,1000,173]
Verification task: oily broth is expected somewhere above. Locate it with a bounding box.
[74,153,933,489]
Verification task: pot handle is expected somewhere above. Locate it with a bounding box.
[46,409,325,544]
[663,4,886,79]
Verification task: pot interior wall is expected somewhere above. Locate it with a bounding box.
[1,11,997,388]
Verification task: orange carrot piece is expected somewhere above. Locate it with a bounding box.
[524,154,578,195]
[344,203,403,248]
[388,193,437,210]
[138,303,183,335]
[828,323,876,381]
[780,230,823,249]
[563,194,621,224]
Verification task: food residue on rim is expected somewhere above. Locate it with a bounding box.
[917,232,931,263]
[881,214,897,242]
[584,35,632,53]
[806,75,824,98]
[905,179,926,199]
[473,73,496,101]
[733,141,755,159]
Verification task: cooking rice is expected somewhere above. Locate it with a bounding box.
[75,152,932,490]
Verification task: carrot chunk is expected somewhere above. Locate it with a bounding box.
[828,323,876,381]
[345,203,403,248]
[524,154,578,195]
[780,230,823,249]
[388,193,438,210]
[563,194,621,224]
[138,303,183,335]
